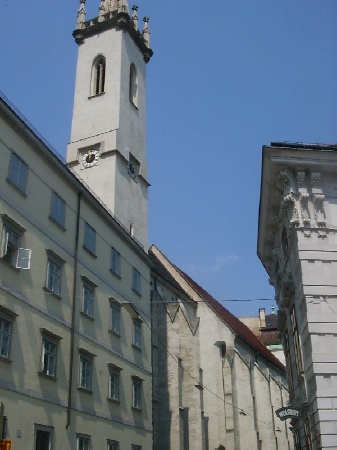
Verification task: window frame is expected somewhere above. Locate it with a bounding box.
[34,424,54,450]
[290,306,303,375]
[81,281,95,319]
[7,152,28,193]
[41,336,58,378]
[45,252,63,297]
[107,440,119,450]
[132,377,142,410]
[108,364,122,402]
[0,309,16,361]
[76,434,91,450]
[111,247,121,277]
[79,352,93,392]
[91,55,106,97]
[132,267,141,295]
[83,223,96,255]
[133,319,141,349]
[50,192,66,228]
[129,63,138,107]
[110,300,121,335]
[1,223,21,267]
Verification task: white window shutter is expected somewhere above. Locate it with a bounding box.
[16,248,31,269]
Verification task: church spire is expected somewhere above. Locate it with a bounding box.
[76,0,86,29]
[142,16,150,48]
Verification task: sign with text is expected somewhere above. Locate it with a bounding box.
[0,440,12,450]
[275,406,301,421]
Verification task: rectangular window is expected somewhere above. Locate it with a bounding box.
[77,435,91,450]
[110,302,120,335]
[50,192,66,228]
[0,316,12,359]
[132,378,142,409]
[84,223,96,254]
[132,268,141,294]
[8,152,28,193]
[79,354,92,391]
[111,247,121,277]
[133,320,141,349]
[290,307,303,374]
[41,337,57,377]
[46,257,62,296]
[82,283,94,318]
[284,330,294,395]
[35,425,53,450]
[107,441,119,450]
[109,367,120,401]
[131,445,142,450]
[1,224,20,266]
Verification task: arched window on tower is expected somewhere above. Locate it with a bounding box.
[91,56,106,96]
[129,63,138,107]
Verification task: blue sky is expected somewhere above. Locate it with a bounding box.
[1,0,337,317]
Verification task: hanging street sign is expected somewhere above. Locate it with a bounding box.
[275,406,302,421]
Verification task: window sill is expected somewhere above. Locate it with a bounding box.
[132,288,142,297]
[43,287,62,300]
[6,179,27,197]
[38,371,57,381]
[109,329,121,338]
[80,311,95,321]
[132,344,142,352]
[110,269,121,279]
[129,99,139,111]
[78,387,93,394]
[0,355,12,364]
[0,258,19,272]
[88,92,105,99]
[131,406,142,412]
[83,246,97,258]
[107,398,120,405]
[49,216,66,231]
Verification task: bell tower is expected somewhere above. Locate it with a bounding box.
[67,0,153,249]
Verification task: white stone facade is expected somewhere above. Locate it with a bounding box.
[67,2,152,249]
[258,142,337,449]
[150,245,293,450]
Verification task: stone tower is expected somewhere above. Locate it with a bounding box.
[67,0,153,248]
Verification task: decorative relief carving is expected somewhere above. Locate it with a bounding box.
[310,171,322,190]
[297,170,306,189]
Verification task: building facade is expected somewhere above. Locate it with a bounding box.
[258,142,337,449]
[0,1,153,449]
[150,245,293,450]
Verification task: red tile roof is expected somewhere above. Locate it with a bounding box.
[177,269,285,373]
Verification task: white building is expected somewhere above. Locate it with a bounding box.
[258,142,337,449]
[150,245,293,450]
[0,1,153,449]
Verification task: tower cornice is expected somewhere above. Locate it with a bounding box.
[73,11,153,63]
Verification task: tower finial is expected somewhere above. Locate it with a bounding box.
[117,0,129,14]
[98,0,106,21]
[76,0,86,29]
[142,16,150,48]
[132,5,139,29]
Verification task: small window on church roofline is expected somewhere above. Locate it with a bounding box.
[91,55,106,96]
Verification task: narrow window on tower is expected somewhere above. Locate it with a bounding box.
[91,55,106,96]
[129,63,138,107]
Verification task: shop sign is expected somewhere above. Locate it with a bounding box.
[275,406,301,421]
[0,440,12,450]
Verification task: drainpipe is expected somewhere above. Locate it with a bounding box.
[66,191,81,428]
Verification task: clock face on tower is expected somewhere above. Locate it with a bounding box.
[82,149,99,168]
